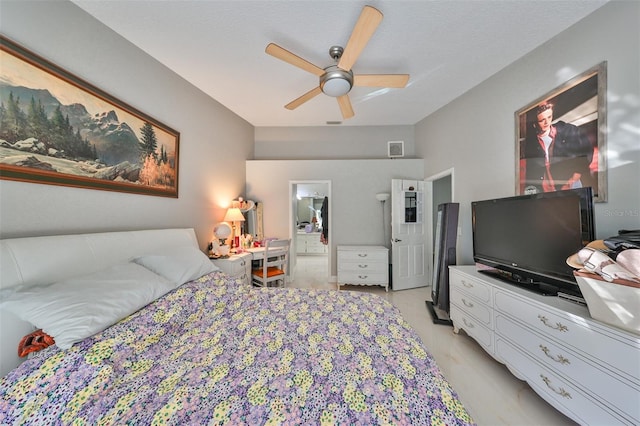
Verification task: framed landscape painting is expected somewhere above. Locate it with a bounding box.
[515,62,607,202]
[0,35,180,198]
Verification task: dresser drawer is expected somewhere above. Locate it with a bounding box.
[338,271,387,285]
[451,304,493,354]
[495,290,640,382]
[450,290,492,327]
[338,250,387,262]
[495,337,629,426]
[229,259,249,276]
[338,261,387,273]
[211,253,251,285]
[496,313,639,421]
[450,269,491,304]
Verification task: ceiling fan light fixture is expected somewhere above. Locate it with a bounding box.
[320,66,353,97]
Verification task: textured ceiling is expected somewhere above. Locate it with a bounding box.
[71,0,608,127]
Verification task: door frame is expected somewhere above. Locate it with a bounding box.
[288,180,332,282]
[425,168,455,287]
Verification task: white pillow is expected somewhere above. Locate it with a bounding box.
[133,245,219,286]
[0,262,175,349]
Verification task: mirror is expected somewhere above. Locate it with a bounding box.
[242,201,263,241]
[403,190,423,223]
[296,197,324,228]
[296,182,328,233]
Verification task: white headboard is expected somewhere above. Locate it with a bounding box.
[0,228,199,377]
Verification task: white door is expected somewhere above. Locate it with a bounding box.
[391,179,427,290]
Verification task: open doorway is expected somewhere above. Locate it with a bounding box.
[289,181,331,288]
[425,169,454,288]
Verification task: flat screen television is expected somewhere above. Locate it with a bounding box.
[472,187,595,300]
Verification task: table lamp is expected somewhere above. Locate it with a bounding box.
[223,207,245,249]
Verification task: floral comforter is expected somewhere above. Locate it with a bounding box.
[1,271,474,425]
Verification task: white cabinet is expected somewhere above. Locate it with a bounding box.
[297,233,327,255]
[337,246,388,291]
[210,252,252,286]
[450,266,640,425]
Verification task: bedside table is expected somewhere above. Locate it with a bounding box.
[210,252,252,286]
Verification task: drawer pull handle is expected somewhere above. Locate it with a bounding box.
[358,264,368,268]
[462,280,473,288]
[539,344,570,365]
[357,253,368,257]
[358,275,368,279]
[540,374,572,399]
[462,318,475,329]
[462,298,474,308]
[538,315,568,332]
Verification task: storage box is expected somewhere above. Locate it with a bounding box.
[575,272,640,335]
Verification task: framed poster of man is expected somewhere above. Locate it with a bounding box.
[516,62,607,202]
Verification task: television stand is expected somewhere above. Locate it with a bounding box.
[449,266,639,425]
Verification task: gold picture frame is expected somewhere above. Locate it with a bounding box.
[0,35,180,198]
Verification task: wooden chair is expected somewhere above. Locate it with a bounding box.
[251,239,290,288]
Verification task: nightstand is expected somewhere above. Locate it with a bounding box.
[210,252,252,286]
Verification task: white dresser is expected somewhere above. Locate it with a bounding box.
[449,265,640,425]
[297,232,327,254]
[210,252,252,286]
[337,245,389,291]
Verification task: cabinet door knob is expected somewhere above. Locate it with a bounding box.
[462,318,475,329]
[539,344,571,365]
[538,315,568,332]
[540,374,572,399]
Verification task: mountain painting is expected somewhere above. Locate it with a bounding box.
[0,36,180,197]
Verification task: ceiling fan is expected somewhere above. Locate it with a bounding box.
[265,5,409,120]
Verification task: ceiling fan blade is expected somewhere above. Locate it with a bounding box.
[337,5,383,72]
[266,43,325,77]
[354,74,410,88]
[337,95,354,119]
[285,86,323,110]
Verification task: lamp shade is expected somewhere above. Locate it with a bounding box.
[223,207,245,222]
[376,193,390,202]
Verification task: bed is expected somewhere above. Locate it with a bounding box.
[0,228,474,425]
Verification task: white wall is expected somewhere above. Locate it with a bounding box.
[246,159,423,276]
[2,1,636,264]
[416,0,640,264]
[255,126,415,159]
[0,1,254,248]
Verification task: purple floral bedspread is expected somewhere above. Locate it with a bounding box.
[1,271,474,425]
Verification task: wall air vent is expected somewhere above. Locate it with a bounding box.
[388,141,404,158]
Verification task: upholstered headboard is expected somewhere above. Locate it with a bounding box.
[0,228,199,377]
